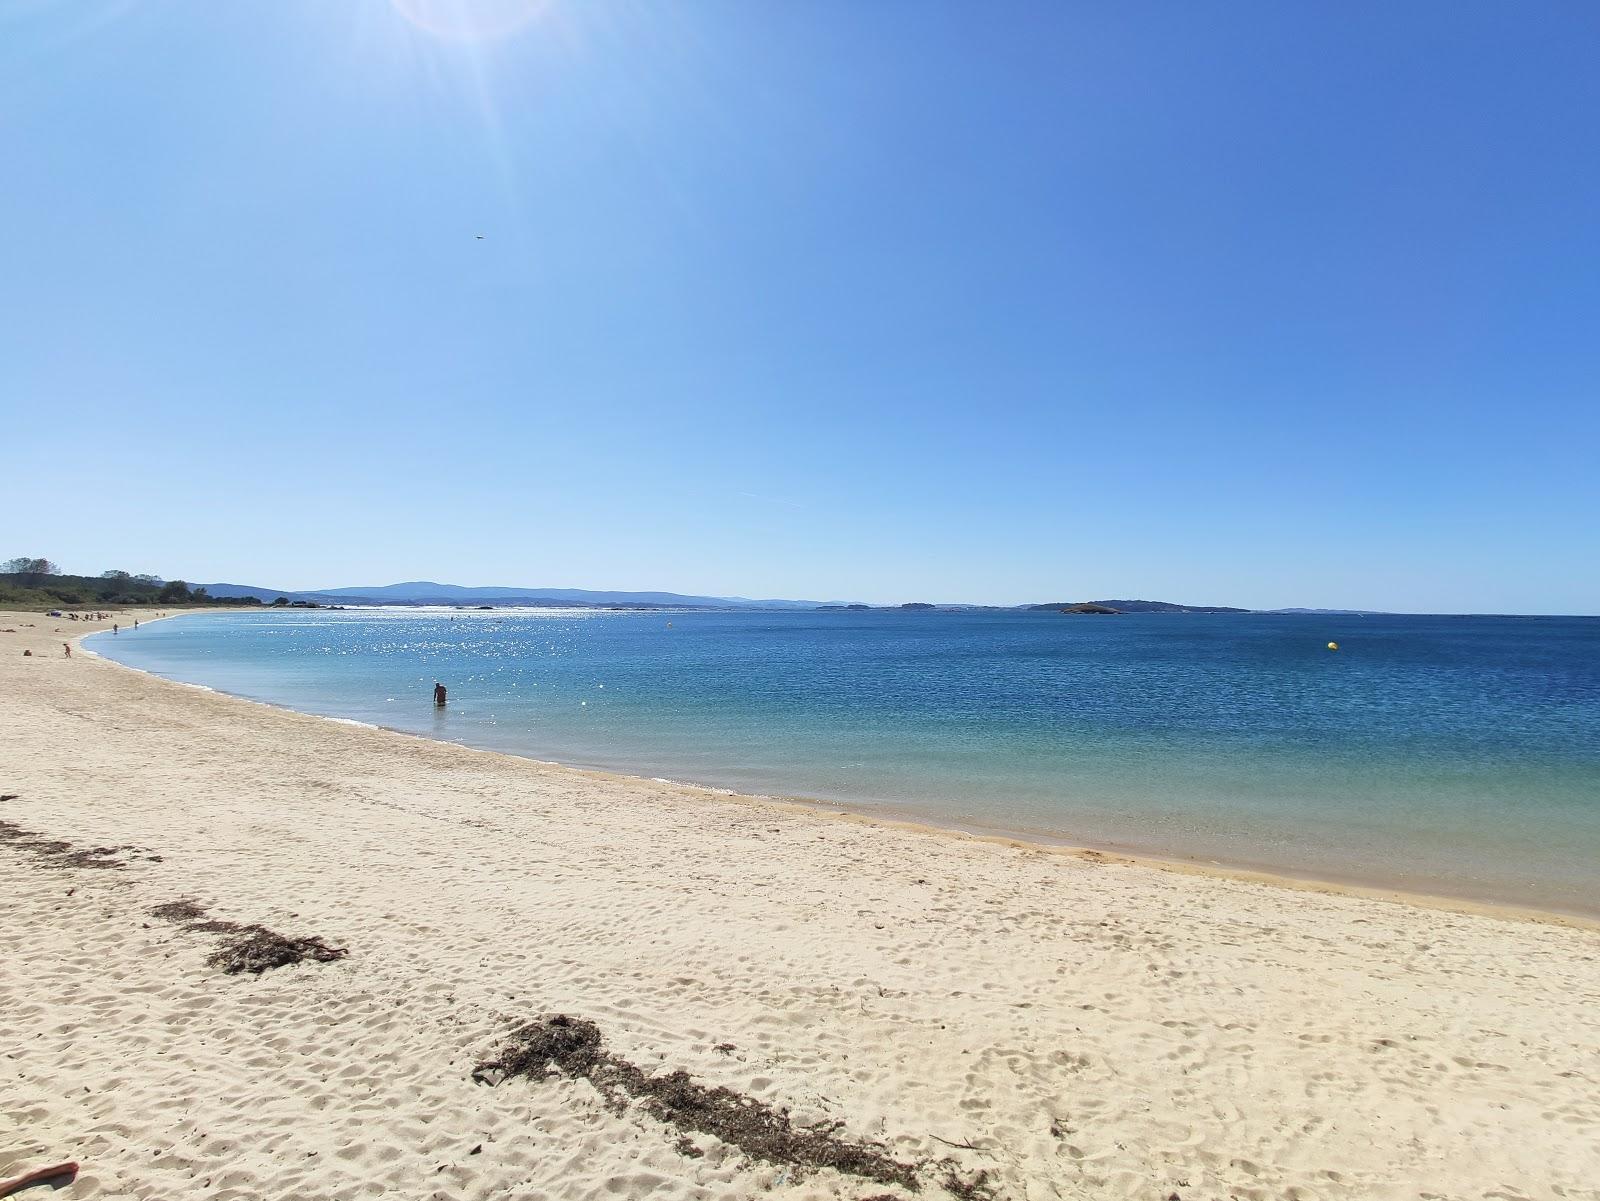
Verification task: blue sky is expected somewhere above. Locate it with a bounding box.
[3,1,1596,611]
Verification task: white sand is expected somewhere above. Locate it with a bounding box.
[3,609,1598,1201]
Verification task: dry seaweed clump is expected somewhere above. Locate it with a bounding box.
[148,900,347,975]
[206,928,348,975]
[473,1015,973,1194]
[941,1168,996,1201]
[474,1014,609,1084]
[149,899,209,923]
[0,819,148,869]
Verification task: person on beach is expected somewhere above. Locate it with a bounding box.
[62,643,70,658]
[433,682,447,707]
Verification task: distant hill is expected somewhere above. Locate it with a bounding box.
[1021,599,1250,614]
[201,580,853,610]
[202,583,296,601]
[1266,607,1389,616]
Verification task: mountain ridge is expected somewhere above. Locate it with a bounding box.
[199,580,853,610]
[199,581,1278,613]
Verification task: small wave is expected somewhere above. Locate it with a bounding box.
[649,776,740,795]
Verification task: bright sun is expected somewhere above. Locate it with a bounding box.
[388,0,549,40]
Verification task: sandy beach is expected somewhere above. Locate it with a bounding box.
[4,609,1598,1201]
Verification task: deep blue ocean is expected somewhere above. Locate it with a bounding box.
[88,609,1600,915]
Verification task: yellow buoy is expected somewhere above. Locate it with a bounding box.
[1327,641,1339,651]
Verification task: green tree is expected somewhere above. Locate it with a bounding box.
[157,580,191,603]
[4,556,59,578]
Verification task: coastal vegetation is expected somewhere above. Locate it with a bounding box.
[0,560,263,610]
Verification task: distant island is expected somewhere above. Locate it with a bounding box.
[1024,599,1251,615]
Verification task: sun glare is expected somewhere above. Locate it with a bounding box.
[388,0,548,41]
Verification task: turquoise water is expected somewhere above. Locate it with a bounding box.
[88,609,1600,915]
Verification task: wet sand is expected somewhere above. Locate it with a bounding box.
[4,609,1598,1200]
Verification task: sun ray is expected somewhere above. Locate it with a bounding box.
[388,0,549,42]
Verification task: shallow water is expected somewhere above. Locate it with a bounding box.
[89,608,1600,915]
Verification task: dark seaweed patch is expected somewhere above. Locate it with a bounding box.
[0,820,144,870]
[206,928,348,975]
[474,1015,993,1196]
[149,899,347,975]
[941,1168,997,1200]
[18,838,72,856]
[149,900,210,924]
[58,845,138,869]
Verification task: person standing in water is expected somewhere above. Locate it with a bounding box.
[433,682,447,707]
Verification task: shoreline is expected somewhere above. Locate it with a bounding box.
[79,609,1599,930]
